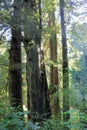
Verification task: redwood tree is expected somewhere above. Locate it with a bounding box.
[23,0,51,121]
[9,2,22,109]
[49,10,60,116]
[60,0,70,128]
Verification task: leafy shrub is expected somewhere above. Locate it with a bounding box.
[0,105,40,130]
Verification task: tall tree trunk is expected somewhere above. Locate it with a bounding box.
[60,0,70,128]
[39,47,51,118]
[49,11,60,116]
[9,3,22,109]
[23,0,40,121]
[25,44,40,121]
[38,0,51,118]
[23,0,51,121]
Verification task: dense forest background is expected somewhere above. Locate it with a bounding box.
[0,0,87,130]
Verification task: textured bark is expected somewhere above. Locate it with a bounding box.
[60,0,70,128]
[23,0,40,121]
[39,49,51,118]
[9,5,22,109]
[49,11,60,116]
[25,44,39,121]
[24,0,51,121]
[38,0,51,118]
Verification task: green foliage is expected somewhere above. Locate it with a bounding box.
[0,105,40,130]
[42,0,57,13]
[0,45,9,115]
[0,1,87,130]
[71,23,87,49]
[40,116,63,130]
[1,106,87,130]
[38,109,87,130]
